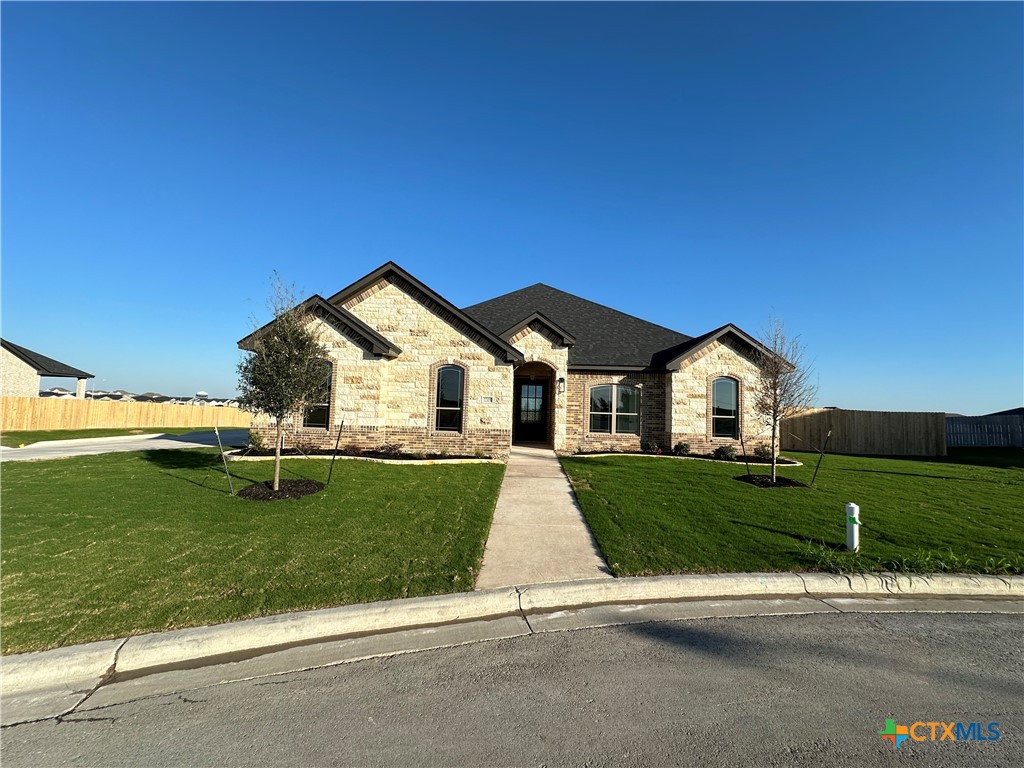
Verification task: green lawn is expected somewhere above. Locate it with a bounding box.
[1,450,504,654]
[0,426,237,448]
[560,450,1024,577]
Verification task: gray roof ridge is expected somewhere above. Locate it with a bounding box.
[465,283,692,340]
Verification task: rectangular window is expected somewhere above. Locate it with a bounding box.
[589,384,640,435]
[303,361,332,428]
[589,385,612,433]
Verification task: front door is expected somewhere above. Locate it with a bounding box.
[513,380,549,443]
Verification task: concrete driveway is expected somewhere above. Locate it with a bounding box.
[0,429,248,462]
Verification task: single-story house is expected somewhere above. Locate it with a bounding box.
[1,339,94,398]
[238,262,778,459]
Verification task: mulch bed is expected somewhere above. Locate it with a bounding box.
[241,449,481,461]
[734,474,808,489]
[574,451,799,465]
[237,479,325,501]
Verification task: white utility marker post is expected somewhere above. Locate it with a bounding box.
[845,502,860,552]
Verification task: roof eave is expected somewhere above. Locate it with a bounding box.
[1,339,93,378]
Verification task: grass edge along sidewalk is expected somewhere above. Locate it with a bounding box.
[0,426,239,448]
[0,448,504,654]
[560,449,1024,578]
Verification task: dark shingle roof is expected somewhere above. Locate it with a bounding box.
[1,339,93,378]
[463,284,692,368]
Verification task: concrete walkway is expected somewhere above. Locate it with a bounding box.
[0,430,249,462]
[476,444,611,589]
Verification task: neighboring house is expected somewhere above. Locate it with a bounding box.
[1,339,94,398]
[238,262,777,459]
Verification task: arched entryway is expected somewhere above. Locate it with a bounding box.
[512,361,555,445]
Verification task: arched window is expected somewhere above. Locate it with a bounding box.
[435,365,464,432]
[303,360,333,428]
[589,384,640,435]
[712,377,739,438]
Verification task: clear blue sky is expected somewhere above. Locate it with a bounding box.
[3,2,1021,414]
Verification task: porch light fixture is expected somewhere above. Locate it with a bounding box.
[557,377,566,394]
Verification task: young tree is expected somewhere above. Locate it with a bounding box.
[237,276,330,491]
[751,317,817,483]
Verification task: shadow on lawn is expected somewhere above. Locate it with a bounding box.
[838,468,992,483]
[732,520,842,550]
[139,449,326,493]
[139,449,262,492]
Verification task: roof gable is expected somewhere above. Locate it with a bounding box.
[326,262,524,364]
[237,296,402,358]
[1,339,93,378]
[463,284,692,369]
[500,311,576,347]
[654,324,778,371]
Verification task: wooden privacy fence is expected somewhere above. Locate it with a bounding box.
[1,397,252,432]
[946,415,1024,448]
[781,408,947,457]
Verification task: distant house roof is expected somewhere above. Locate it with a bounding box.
[984,407,1024,417]
[463,284,693,369]
[1,339,93,379]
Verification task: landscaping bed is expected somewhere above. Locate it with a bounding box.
[0,448,504,654]
[560,450,1023,577]
[237,446,490,461]
[570,450,799,465]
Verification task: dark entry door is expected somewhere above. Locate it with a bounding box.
[513,380,549,443]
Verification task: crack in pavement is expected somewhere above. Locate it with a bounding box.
[514,586,535,634]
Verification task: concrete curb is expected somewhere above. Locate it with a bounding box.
[3,573,1020,700]
[114,587,521,680]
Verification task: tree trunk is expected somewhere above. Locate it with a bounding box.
[274,422,283,491]
[770,418,779,483]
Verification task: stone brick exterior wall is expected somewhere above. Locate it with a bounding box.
[508,323,570,450]
[668,338,769,455]
[1,347,39,398]
[564,371,668,454]
[252,278,515,459]
[249,274,773,462]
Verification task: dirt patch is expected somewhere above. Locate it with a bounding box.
[734,474,808,489]
[237,479,325,501]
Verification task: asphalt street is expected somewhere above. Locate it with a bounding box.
[2,612,1020,767]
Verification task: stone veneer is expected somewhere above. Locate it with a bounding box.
[253,277,515,459]
[1,347,40,398]
[667,337,769,455]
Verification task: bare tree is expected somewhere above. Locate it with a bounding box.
[237,275,330,491]
[751,317,817,483]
